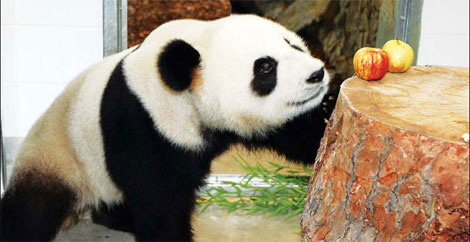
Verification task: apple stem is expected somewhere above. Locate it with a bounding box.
[396,39,400,44]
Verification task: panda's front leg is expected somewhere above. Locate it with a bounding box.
[122,176,196,241]
[102,152,202,241]
[244,107,327,165]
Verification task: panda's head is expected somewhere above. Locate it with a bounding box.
[157,15,329,137]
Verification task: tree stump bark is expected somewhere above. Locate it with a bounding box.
[301,66,469,241]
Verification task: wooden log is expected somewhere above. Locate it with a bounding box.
[301,66,469,241]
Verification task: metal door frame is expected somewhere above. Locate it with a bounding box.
[103,0,128,57]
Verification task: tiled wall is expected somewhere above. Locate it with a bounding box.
[417,0,469,67]
[1,0,103,137]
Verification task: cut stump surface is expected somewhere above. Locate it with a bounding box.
[301,66,469,241]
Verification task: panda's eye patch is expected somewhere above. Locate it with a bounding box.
[252,57,277,96]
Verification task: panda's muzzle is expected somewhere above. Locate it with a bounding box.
[306,67,325,84]
[288,86,325,106]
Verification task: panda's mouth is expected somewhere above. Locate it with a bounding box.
[288,87,324,106]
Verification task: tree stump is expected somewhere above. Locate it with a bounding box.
[301,66,469,241]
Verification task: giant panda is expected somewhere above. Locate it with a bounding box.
[0,15,329,241]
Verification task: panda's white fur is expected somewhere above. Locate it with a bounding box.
[68,48,138,207]
[123,19,208,150]
[1,15,329,241]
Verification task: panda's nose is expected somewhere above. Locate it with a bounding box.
[306,67,325,84]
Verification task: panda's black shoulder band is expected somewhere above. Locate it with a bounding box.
[157,39,200,92]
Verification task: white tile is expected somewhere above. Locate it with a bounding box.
[58,27,103,83]
[421,0,469,34]
[13,0,60,26]
[13,0,102,27]
[1,0,15,25]
[3,26,103,85]
[1,26,16,83]
[4,26,62,83]
[14,0,102,26]
[2,82,67,137]
[56,0,103,27]
[14,83,67,137]
[1,83,20,137]
[417,34,469,67]
[1,0,103,137]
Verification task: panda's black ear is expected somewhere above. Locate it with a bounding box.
[158,39,200,92]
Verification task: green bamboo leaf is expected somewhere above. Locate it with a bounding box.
[196,154,312,220]
[267,161,284,169]
[300,164,313,174]
[285,208,303,220]
[227,201,241,213]
[200,201,214,213]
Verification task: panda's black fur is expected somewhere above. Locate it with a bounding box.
[0,171,76,241]
[0,15,328,241]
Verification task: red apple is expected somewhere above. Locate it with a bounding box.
[353,47,389,81]
[382,39,414,72]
